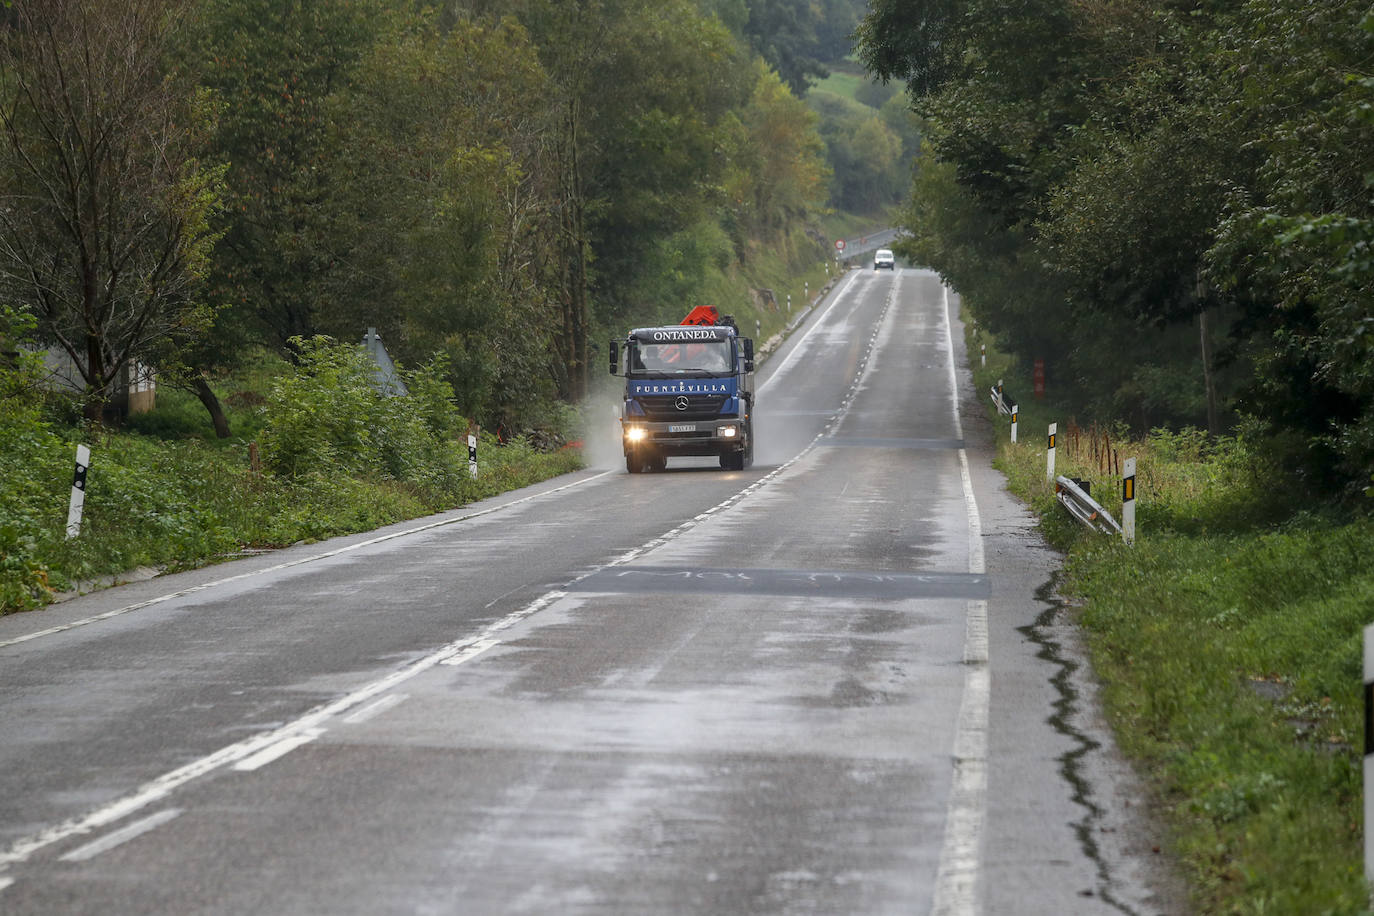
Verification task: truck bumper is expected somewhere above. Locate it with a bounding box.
[622,418,746,457]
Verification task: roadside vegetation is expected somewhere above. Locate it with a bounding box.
[973,336,1374,913]
[0,0,883,616]
[0,337,581,614]
[860,0,1374,499]
[0,0,867,440]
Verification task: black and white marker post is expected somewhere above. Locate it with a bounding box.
[467,428,478,479]
[1122,457,1137,546]
[1366,627,1374,886]
[1046,422,1057,481]
[66,444,90,539]
[1011,404,1019,444]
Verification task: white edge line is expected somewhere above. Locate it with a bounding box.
[0,274,888,873]
[58,808,183,863]
[758,268,864,394]
[932,281,989,916]
[0,875,13,893]
[0,470,617,651]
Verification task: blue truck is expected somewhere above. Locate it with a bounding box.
[609,307,755,473]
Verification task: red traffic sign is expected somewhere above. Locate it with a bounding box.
[834,239,846,251]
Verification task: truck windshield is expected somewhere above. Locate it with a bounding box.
[632,340,733,374]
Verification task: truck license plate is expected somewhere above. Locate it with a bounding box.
[669,424,696,433]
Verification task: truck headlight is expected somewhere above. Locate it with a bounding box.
[719,425,738,438]
[625,426,647,442]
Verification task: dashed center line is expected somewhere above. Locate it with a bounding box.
[342,693,410,725]
[0,268,915,883]
[59,809,183,863]
[232,729,324,773]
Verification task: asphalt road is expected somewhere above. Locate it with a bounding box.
[0,268,1183,914]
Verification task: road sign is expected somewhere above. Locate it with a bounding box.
[834,239,845,251]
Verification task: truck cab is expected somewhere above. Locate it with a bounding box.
[609,318,755,473]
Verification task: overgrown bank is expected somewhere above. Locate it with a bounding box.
[973,334,1374,913]
[0,340,581,616]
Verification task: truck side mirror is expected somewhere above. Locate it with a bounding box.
[609,341,619,376]
[742,338,754,372]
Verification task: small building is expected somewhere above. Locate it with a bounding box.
[38,348,156,416]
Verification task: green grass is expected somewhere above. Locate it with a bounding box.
[970,327,1374,914]
[0,353,584,614]
[812,68,867,103]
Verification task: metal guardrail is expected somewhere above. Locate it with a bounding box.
[989,384,1013,416]
[1054,475,1122,536]
[987,367,1136,543]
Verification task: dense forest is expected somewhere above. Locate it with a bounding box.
[858,0,1374,497]
[0,0,892,439]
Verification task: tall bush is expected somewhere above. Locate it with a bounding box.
[257,337,465,495]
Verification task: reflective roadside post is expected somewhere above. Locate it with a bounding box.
[1366,627,1374,887]
[1122,457,1136,546]
[1046,423,1057,481]
[1011,405,1018,444]
[66,444,90,539]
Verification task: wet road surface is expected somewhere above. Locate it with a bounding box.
[0,269,1183,913]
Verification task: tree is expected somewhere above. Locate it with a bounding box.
[808,90,904,213]
[196,0,391,350]
[724,61,829,241]
[329,15,564,430]
[1206,0,1374,492]
[0,0,224,422]
[497,0,752,397]
[737,0,829,94]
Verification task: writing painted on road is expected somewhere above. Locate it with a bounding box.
[569,566,991,600]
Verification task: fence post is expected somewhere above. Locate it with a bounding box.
[1011,405,1018,444]
[1046,423,1057,481]
[1122,457,1136,546]
[66,444,90,539]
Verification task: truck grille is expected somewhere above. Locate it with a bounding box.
[639,394,728,421]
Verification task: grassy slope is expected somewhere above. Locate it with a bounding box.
[2,413,582,613]
[969,330,1374,913]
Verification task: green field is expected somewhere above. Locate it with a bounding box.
[813,67,868,104]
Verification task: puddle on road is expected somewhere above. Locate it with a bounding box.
[1020,575,1141,916]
